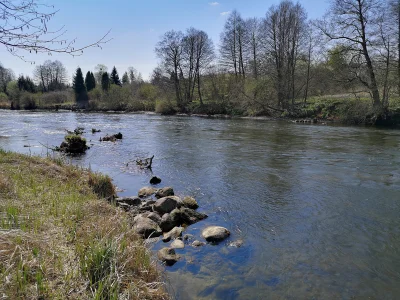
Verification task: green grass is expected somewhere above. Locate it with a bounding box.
[0,150,168,299]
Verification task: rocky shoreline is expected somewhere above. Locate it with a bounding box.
[111,182,231,267]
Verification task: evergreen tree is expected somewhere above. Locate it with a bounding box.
[110,66,122,86]
[101,72,110,91]
[122,71,129,85]
[85,71,96,91]
[73,67,88,105]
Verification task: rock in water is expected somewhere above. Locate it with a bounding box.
[159,212,180,232]
[171,239,185,249]
[153,196,181,214]
[182,196,199,209]
[150,176,162,185]
[162,226,184,242]
[192,240,206,247]
[202,226,230,243]
[157,247,180,266]
[180,207,208,225]
[133,216,162,238]
[155,187,174,199]
[138,186,157,198]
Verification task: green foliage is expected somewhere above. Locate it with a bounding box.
[110,66,121,86]
[101,72,110,91]
[20,92,37,110]
[121,71,129,85]
[155,99,177,115]
[17,75,36,93]
[73,67,88,105]
[85,71,96,92]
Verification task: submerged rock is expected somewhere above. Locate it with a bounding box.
[228,239,244,248]
[155,187,174,199]
[150,176,162,185]
[202,226,230,243]
[182,196,199,210]
[153,196,182,214]
[157,247,180,266]
[138,186,157,198]
[192,240,206,247]
[162,226,184,242]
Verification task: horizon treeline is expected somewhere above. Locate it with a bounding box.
[1,0,400,116]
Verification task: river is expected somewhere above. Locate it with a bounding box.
[1,110,400,299]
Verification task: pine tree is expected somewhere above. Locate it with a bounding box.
[90,72,96,89]
[122,71,129,85]
[73,67,88,105]
[101,72,110,91]
[110,66,122,86]
[85,71,96,91]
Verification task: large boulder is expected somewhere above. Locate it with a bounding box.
[159,211,180,232]
[182,196,199,210]
[153,196,182,214]
[138,187,157,198]
[155,187,174,199]
[157,247,180,266]
[180,207,208,225]
[162,226,184,242]
[147,212,162,224]
[202,226,230,243]
[132,216,162,238]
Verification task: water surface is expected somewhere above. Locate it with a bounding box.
[1,110,399,299]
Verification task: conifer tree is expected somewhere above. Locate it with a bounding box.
[101,72,110,91]
[85,71,96,91]
[110,66,122,86]
[122,71,129,85]
[73,67,88,105]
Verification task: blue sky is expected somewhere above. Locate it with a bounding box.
[0,0,329,82]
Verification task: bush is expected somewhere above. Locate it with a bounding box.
[40,90,72,105]
[20,93,37,110]
[155,99,176,115]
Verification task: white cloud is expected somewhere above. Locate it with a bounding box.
[220,11,231,16]
[209,2,219,6]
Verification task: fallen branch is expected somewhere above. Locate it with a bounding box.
[135,155,154,169]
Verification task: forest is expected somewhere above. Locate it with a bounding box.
[1,0,400,125]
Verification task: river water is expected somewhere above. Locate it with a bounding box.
[1,110,400,299]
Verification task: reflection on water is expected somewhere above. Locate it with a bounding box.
[1,110,400,299]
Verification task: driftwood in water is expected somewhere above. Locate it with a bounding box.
[136,155,154,169]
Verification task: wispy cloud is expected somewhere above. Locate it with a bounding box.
[209,2,219,6]
[220,11,230,16]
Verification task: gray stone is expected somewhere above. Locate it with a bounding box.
[180,207,208,225]
[159,209,182,232]
[202,226,230,243]
[182,196,199,210]
[171,239,185,249]
[138,186,157,198]
[228,239,244,248]
[162,226,184,242]
[115,196,142,206]
[157,247,180,266]
[139,200,156,212]
[132,216,162,238]
[147,212,161,224]
[192,240,206,247]
[153,196,181,214]
[155,187,174,199]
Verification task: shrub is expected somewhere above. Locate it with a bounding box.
[20,93,37,110]
[155,99,177,115]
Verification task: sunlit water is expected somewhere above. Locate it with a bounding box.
[1,110,400,299]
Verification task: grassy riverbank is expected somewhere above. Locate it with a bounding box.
[0,150,168,299]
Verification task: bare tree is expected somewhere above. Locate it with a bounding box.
[0,0,111,61]
[262,0,307,109]
[94,64,108,85]
[155,30,184,109]
[220,10,246,78]
[33,60,67,91]
[316,0,385,107]
[244,17,262,79]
